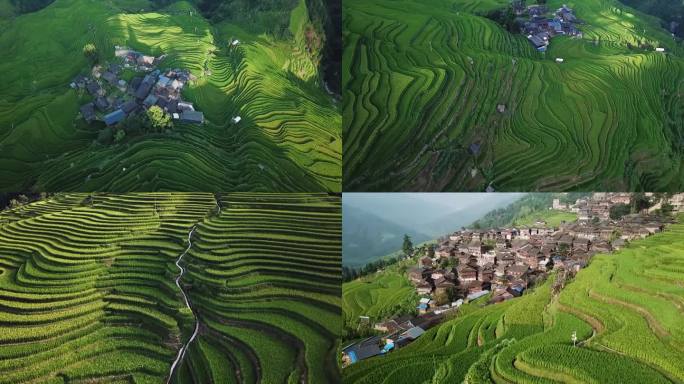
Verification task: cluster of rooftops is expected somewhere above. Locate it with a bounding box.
[517,4,583,51]
[342,193,683,366]
[71,46,208,127]
[514,3,668,55]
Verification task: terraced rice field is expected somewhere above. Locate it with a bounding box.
[343,271,417,329]
[343,216,684,383]
[513,209,577,227]
[0,0,341,192]
[343,0,684,191]
[0,192,341,383]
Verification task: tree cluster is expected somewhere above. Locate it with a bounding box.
[485,6,520,34]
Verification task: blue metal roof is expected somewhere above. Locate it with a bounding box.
[103,109,126,126]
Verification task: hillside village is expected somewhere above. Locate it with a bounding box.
[342,193,684,366]
[514,3,583,52]
[71,46,206,127]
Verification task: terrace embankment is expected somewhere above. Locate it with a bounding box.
[344,216,684,383]
[0,192,341,384]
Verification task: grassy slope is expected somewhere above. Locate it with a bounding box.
[344,216,684,383]
[343,268,417,327]
[343,0,684,191]
[0,0,341,192]
[0,192,342,384]
[513,209,577,227]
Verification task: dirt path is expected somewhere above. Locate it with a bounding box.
[167,225,199,384]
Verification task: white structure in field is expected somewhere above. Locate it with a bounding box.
[232,116,242,124]
[556,57,564,63]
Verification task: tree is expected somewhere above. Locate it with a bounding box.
[660,202,674,216]
[610,203,631,220]
[439,257,451,270]
[591,216,600,224]
[427,245,435,258]
[83,43,98,63]
[631,193,652,213]
[402,234,414,257]
[114,129,126,142]
[433,290,449,306]
[97,127,114,145]
[145,106,172,132]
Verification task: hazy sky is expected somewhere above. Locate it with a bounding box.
[343,193,527,230]
[344,193,526,212]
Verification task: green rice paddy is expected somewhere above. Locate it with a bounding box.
[0,0,341,192]
[343,216,684,383]
[0,192,341,383]
[343,270,417,329]
[513,209,577,227]
[343,0,684,191]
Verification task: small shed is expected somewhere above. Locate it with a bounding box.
[178,101,195,111]
[94,96,109,112]
[80,103,96,122]
[232,116,242,124]
[157,75,171,87]
[655,47,665,52]
[102,71,117,85]
[87,82,103,96]
[103,109,126,126]
[181,111,205,124]
[555,57,564,63]
[403,326,425,340]
[121,100,138,114]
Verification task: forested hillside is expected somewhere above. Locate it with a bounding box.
[472,193,588,228]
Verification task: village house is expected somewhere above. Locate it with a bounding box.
[416,281,432,295]
[507,264,529,279]
[77,46,205,128]
[458,264,478,282]
[478,250,496,266]
[467,241,483,257]
[419,256,433,268]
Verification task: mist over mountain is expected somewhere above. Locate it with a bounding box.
[343,193,525,267]
[342,204,431,268]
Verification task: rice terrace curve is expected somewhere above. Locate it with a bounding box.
[0,192,342,383]
[343,212,684,383]
[343,0,684,191]
[0,0,341,192]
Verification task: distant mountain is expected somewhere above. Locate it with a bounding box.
[342,193,525,267]
[342,203,431,268]
[419,195,523,235]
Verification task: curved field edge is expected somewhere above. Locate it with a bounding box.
[343,216,684,383]
[0,0,341,192]
[342,0,684,191]
[0,192,341,384]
